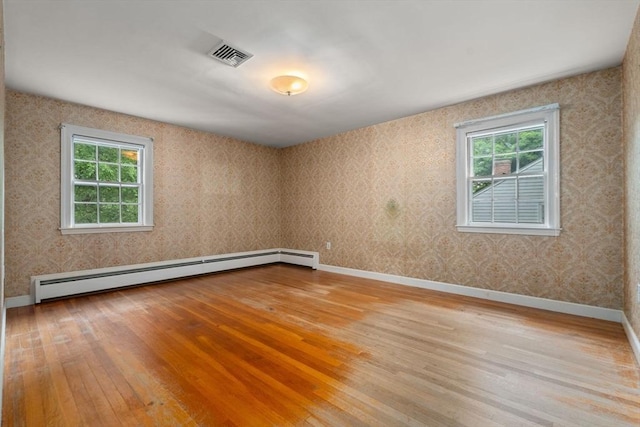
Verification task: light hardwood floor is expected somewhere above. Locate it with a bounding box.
[3,264,639,426]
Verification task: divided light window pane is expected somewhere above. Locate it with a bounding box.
[72,138,141,225]
[468,125,545,225]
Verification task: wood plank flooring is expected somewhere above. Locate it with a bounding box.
[3,264,639,426]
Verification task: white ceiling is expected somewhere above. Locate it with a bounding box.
[4,0,639,147]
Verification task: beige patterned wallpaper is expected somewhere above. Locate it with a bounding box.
[4,92,282,297]
[282,67,624,310]
[4,66,628,314]
[623,9,640,337]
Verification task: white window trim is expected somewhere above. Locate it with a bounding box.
[60,123,154,234]
[455,104,560,236]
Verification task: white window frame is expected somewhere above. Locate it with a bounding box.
[455,104,560,236]
[60,123,154,234]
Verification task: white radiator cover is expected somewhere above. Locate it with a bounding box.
[32,248,318,303]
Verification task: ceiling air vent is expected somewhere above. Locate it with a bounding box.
[207,41,253,68]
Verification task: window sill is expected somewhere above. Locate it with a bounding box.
[60,225,154,235]
[456,225,561,237]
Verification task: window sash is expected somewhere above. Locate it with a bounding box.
[466,123,547,226]
[72,182,142,225]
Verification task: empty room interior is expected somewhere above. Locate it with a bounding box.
[0,0,640,425]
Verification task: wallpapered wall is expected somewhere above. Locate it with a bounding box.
[4,67,626,315]
[4,92,282,297]
[0,0,7,417]
[0,3,5,303]
[281,67,624,310]
[623,10,640,337]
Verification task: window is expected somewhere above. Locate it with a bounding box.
[60,124,153,234]
[455,104,560,236]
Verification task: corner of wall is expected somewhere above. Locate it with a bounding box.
[623,5,640,347]
[0,0,7,422]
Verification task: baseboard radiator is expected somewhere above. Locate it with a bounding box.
[32,248,318,303]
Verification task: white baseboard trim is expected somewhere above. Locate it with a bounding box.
[318,264,622,323]
[0,299,6,426]
[622,312,640,367]
[6,295,33,308]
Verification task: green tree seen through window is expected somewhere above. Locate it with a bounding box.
[470,127,543,194]
[72,141,141,224]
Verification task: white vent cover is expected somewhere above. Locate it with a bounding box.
[207,41,253,68]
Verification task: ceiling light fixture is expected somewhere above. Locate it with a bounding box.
[270,75,308,96]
